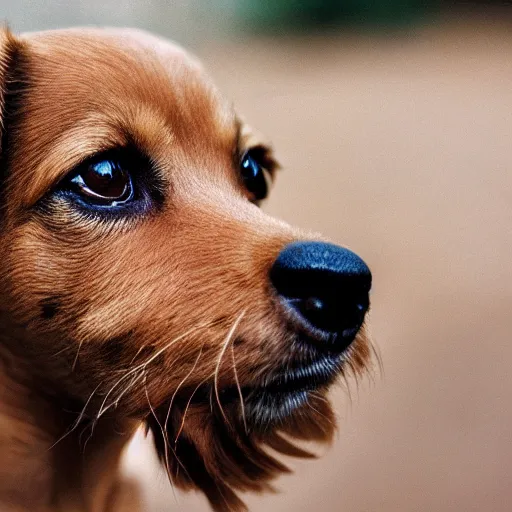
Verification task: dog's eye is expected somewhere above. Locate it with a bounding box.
[69,157,133,205]
[240,150,271,202]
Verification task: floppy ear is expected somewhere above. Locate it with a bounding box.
[0,28,25,192]
[0,30,15,116]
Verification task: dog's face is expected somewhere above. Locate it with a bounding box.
[0,28,372,510]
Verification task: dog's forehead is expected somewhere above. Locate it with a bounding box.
[25,27,205,75]
[22,27,232,126]
[9,28,238,209]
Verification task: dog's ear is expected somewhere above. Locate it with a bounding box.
[0,28,25,148]
[0,28,26,197]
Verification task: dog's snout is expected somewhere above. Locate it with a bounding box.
[270,241,371,352]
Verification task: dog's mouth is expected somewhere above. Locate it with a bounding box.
[221,353,342,427]
[181,349,344,431]
[175,301,364,431]
[219,295,365,427]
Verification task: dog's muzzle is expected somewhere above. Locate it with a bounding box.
[236,241,372,426]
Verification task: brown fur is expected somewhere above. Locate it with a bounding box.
[0,27,371,512]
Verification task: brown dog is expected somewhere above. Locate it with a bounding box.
[0,27,373,512]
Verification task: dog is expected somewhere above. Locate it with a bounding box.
[0,27,373,512]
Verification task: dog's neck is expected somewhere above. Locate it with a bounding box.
[0,336,138,512]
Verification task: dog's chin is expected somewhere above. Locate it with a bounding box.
[147,384,336,512]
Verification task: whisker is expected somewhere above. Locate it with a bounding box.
[51,345,73,359]
[143,374,178,501]
[96,322,209,421]
[209,385,214,415]
[131,323,209,374]
[47,382,103,451]
[231,342,247,434]
[129,344,147,365]
[84,367,146,450]
[174,376,210,446]
[97,369,145,419]
[72,338,84,371]
[163,343,205,480]
[213,311,246,430]
[164,344,205,433]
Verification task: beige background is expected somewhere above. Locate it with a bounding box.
[125,18,512,512]
[3,2,512,510]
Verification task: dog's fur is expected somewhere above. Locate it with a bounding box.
[0,27,371,512]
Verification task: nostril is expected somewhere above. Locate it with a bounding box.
[294,294,367,335]
[270,241,371,350]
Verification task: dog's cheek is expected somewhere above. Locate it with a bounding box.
[2,223,72,325]
[0,220,216,370]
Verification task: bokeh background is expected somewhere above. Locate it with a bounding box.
[4,1,512,511]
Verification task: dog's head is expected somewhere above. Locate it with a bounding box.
[0,28,372,510]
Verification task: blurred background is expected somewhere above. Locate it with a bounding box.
[4,1,512,510]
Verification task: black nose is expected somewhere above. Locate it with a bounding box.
[270,241,371,352]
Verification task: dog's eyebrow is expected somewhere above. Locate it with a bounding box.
[21,122,127,208]
[19,108,175,208]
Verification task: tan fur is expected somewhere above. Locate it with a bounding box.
[0,27,371,512]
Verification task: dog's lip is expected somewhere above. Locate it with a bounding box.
[185,354,342,425]
[253,355,341,394]
[216,354,341,406]
[237,356,342,425]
